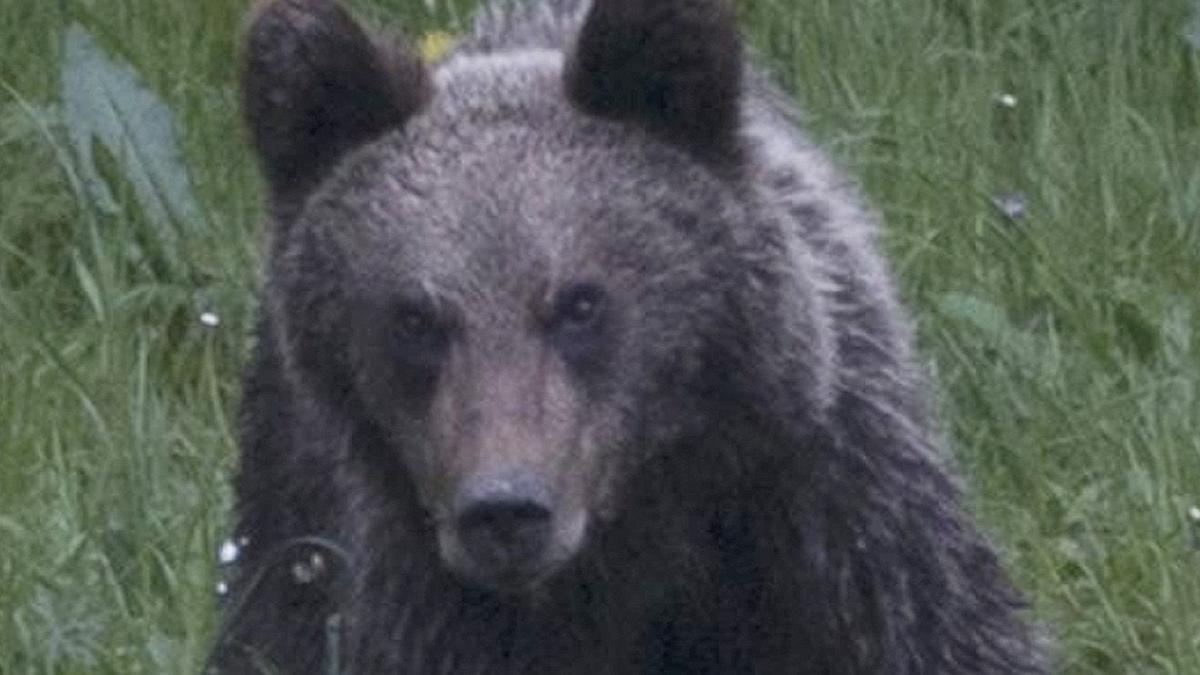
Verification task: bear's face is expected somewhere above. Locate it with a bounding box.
[243,0,745,593]
[279,55,744,591]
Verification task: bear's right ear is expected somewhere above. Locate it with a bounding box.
[241,0,428,209]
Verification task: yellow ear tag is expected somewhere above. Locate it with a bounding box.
[419,31,457,62]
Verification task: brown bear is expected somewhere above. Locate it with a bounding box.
[207,0,1047,672]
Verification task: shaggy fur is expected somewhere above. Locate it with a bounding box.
[209,0,1048,672]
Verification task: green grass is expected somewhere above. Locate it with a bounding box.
[1,0,1197,672]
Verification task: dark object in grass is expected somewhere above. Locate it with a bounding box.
[208,0,1049,672]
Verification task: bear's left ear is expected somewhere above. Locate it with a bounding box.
[565,0,743,158]
[241,0,429,212]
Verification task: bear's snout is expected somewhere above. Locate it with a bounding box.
[440,470,585,592]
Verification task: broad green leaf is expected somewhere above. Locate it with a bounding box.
[936,292,1013,342]
[59,24,202,267]
[935,291,1043,368]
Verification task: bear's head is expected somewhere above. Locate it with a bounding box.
[242,0,762,593]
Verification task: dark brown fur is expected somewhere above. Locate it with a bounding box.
[209,1,1048,672]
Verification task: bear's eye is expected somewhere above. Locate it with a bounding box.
[546,283,611,371]
[551,283,606,332]
[399,307,435,338]
[394,301,447,369]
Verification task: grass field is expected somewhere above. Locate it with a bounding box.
[1,0,1198,672]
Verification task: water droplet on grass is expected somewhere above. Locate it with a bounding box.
[292,552,327,585]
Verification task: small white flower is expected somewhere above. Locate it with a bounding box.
[991,192,1028,220]
[1188,505,1200,522]
[218,539,240,565]
[200,311,221,328]
[995,93,1018,109]
[215,580,229,596]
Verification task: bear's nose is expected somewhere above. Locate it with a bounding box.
[457,498,552,567]
[453,474,554,579]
